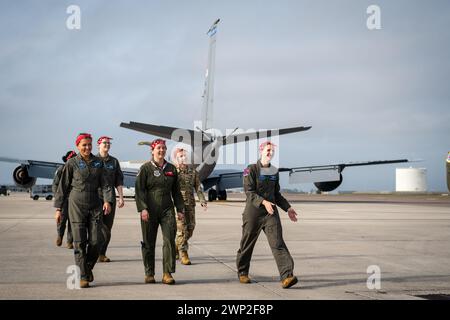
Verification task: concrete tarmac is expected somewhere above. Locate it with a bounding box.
[0,192,449,300]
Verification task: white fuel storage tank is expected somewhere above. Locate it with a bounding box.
[395,167,427,192]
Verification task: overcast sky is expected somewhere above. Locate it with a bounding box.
[0,0,449,192]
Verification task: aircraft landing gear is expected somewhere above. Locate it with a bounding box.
[208,189,227,201]
[208,189,217,202]
[217,190,227,201]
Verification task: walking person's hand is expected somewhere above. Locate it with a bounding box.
[287,207,298,222]
[103,202,111,215]
[201,202,207,212]
[177,211,185,221]
[141,209,149,222]
[118,197,125,208]
[262,200,275,215]
[55,209,62,224]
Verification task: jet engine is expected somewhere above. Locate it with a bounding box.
[313,173,343,192]
[13,165,37,189]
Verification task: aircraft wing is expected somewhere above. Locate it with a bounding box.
[0,157,63,180]
[120,122,312,146]
[221,126,312,146]
[202,159,413,192]
[120,122,196,142]
[279,159,411,183]
[0,156,139,189]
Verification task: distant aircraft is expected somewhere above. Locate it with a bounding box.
[0,19,411,200]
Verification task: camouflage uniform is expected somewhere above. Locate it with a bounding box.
[54,154,113,281]
[236,160,295,281]
[52,165,73,244]
[97,153,124,256]
[175,164,206,253]
[135,160,184,276]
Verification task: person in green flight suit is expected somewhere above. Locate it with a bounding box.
[236,141,299,289]
[96,136,125,263]
[54,133,112,288]
[135,139,185,285]
[52,150,76,249]
[172,147,207,265]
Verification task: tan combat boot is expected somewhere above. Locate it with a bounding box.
[66,242,73,249]
[80,280,89,288]
[162,273,175,285]
[56,236,62,247]
[180,251,191,265]
[239,274,251,284]
[144,275,156,284]
[98,255,111,263]
[281,275,298,289]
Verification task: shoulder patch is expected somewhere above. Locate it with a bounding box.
[243,167,250,177]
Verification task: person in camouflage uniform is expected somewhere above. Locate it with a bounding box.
[236,141,299,289]
[96,136,125,263]
[54,133,112,288]
[52,150,76,249]
[172,148,207,265]
[135,139,185,285]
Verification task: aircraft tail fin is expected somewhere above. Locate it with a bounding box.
[201,19,220,131]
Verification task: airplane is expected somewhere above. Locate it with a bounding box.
[0,19,412,200]
[121,19,411,200]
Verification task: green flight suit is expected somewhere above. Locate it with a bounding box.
[236,160,295,281]
[54,153,113,281]
[135,159,184,276]
[97,154,124,256]
[175,164,206,252]
[52,165,73,244]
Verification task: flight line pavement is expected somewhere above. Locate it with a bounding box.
[0,192,449,300]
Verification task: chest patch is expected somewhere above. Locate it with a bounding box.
[259,174,277,182]
[154,170,161,177]
[105,163,115,170]
[92,160,102,168]
[78,161,87,169]
[165,171,175,177]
